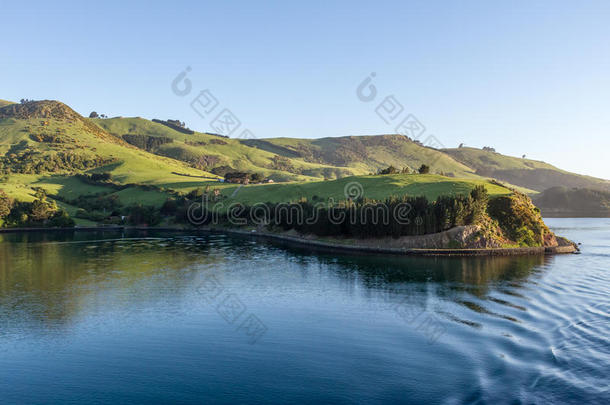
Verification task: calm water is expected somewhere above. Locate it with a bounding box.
[0,218,608,404]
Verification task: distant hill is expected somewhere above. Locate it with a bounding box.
[243,135,478,178]
[0,99,15,108]
[443,147,610,192]
[532,187,610,217]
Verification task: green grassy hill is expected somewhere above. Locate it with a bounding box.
[0,101,219,205]
[444,147,610,192]
[95,118,488,180]
[94,117,551,194]
[0,99,14,108]
[95,117,353,182]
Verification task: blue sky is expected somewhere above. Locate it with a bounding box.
[3,0,609,178]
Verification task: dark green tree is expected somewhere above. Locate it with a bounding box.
[0,189,13,219]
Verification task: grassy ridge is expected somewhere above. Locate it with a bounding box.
[244,135,478,178]
[444,147,610,191]
[95,117,354,181]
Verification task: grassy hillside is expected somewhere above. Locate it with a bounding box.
[0,99,14,107]
[444,147,610,192]
[243,135,478,178]
[0,101,219,204]
[95,117,353,182]
[95,118,504,182]
[93,117,548,195]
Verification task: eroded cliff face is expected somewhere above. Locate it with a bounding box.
[396,192,572,249]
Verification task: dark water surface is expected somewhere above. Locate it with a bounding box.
[0,218,608,404]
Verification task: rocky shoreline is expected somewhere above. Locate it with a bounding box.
[0,225,579,256]
[214,227,578,256]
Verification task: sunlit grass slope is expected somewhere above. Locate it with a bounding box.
[206,174,513,206]
[0,101,221,203]
[95,117,352,181]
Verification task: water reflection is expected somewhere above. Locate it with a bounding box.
[1,225,607,403]
[0,230,548,338]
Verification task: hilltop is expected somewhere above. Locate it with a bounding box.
[0,99,89,121]
[242,135,476,178]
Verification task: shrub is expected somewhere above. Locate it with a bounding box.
[418,164,430,174]
[48,210,75,227]
[127,204,161,226]
[0,189,13,219]
[378,166,399,175]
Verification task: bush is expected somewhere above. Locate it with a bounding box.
[188,187,491,239]
[161,198,178,215]
[418,164,430,174]
[48,210,75,227]
[122,134,173,152]
[127,204,161,226]
[0,189,13,219]
[250,173,265,183]
[2,195,75,228]
[378,166,399,175]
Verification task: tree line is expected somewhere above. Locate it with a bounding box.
[181,185,490,238]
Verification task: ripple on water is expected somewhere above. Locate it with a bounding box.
[0,222,608,403]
